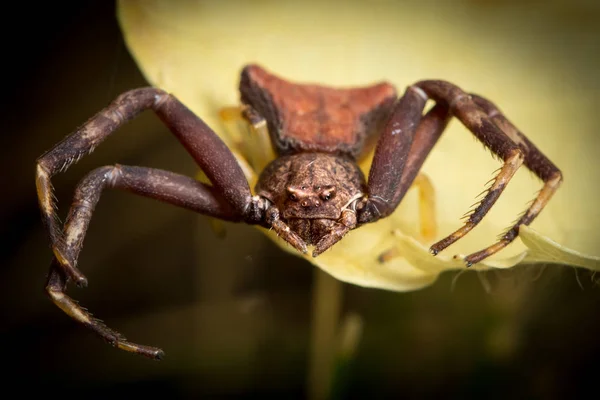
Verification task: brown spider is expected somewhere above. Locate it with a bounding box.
[36,64,562,359]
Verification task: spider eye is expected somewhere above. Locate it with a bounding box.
[289,193,298,201]
[320,189,335,201]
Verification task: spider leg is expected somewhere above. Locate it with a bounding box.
[313,209,357,257]
[240,105,276,172]
[359,96,451,223]
[45,164,244,359]
[362,100,450,263]
[413,81,561,265]
[36,88,254,285]
[412,173,438,242]
[46,264,166,360]
[361,80,560,265]
[429,149,524,256]
[314,89,435,256]
[462,95,562,265]
[265,206,308,254]
[219,104,275,172]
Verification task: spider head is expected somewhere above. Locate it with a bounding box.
[283,184,339,219]
[280,154,358,221]
[256,152,365,247]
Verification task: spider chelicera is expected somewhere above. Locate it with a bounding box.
[36,64,562,359]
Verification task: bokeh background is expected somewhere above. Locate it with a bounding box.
[1,1,599,398]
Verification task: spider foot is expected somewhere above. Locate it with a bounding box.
[449,254,474,268]
[429,224,473,257]
[52,246,88,287]
[464,239,511,267]
[114,340,165,360]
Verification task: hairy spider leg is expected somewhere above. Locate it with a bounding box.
[45,165,241,359]
[45,264,166,359]
[464,95,562,265]
[413,81,561,266]
[360,81,560,266]
[36,88,253,285]
[37,88,260,358]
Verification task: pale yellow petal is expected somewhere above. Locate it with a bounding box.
[117,0,599,292]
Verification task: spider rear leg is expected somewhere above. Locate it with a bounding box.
[36,88,254,285]
[46,164,245,358]
[414,81,561,265]
[219,104,275,172]
[412,173,438,242]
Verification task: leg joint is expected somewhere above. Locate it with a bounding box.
[408,85,429,102]
[507,147,526,164]
[549,169,563,185]
[152,91,170,110]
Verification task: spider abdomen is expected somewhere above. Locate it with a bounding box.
[240,64,398,158]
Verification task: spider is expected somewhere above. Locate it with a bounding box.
[36,64,562,359]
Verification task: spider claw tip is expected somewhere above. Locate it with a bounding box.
[153,349,165,361]
[75,276,89,288]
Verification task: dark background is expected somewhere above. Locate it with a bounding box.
[1,1,599,399]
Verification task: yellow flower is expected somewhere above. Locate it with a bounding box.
[117,0,599,291]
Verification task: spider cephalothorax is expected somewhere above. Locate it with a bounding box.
[36,64,562,359]
[256,152,366,254]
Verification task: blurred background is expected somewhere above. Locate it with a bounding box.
[1,1,599,398]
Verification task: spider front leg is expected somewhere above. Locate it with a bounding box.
[358,87,450,223]
[45,165,249,359]
[36,88,265,358]
[36,88,254,285]
[46,263,166,359]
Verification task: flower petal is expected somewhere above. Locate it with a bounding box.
[118,0,599,291]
